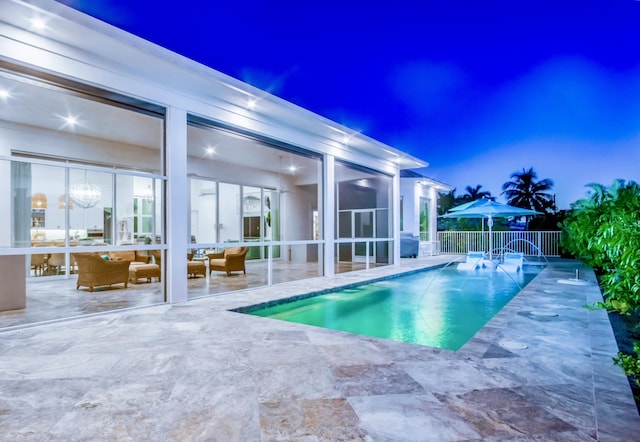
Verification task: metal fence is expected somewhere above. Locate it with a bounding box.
[437,231,562,257]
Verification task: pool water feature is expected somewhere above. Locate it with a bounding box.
[242,266,541,351]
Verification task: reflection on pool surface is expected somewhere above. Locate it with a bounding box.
[243,266,542,350]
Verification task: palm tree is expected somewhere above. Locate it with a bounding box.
[462,184,492,201]
[573,179,630,210]
[501,167,555,213]
[437,189,457,215]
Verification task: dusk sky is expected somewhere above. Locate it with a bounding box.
[59,0,640,209]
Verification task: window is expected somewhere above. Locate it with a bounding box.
[133,197,154,239]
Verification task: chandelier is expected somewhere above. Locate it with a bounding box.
[31,193,47,209]
[70,172,101,209]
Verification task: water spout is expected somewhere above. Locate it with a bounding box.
[557,268,590,286]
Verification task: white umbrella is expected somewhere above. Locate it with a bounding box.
[441,200,542,259]
[448,198,491,248]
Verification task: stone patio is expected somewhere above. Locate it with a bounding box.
[0,258,638,440]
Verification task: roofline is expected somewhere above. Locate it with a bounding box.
[11,0,429,170]
[400,169,453,191]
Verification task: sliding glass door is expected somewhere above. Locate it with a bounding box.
[353,210,375,263]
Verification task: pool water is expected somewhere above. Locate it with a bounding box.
[245,266,541,350]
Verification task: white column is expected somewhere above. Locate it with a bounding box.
[429,187,438,242]
[165,107,188,304]
[392,171,401,265]
[323,154,335,277]
[316,160,324,277]
[0,159,10,247]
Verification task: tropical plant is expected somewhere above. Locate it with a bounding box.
[501,167,555,213]
[561,179,640,284]
[614,342,640,394]
[438,189,457,215]
[560,179,640,398]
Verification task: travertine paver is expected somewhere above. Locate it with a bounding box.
[0,258,638,440]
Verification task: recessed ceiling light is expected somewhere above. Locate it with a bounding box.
[287,165,297,172]
[0,89,10,100]
[63,115,78,127]
[30,18,46,30]
[205,146,215,155]
[247,99,257,109]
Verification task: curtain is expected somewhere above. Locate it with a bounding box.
[11,161,31,247]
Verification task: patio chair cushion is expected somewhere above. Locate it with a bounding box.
[129,263,161,283]
[109,250,150,266]
[187,260,206,278]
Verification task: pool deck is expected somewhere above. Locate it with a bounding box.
[1,257,639,440]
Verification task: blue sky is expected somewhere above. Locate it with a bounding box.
[58,0,640,209]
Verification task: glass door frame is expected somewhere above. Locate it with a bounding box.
[352,209,375,263]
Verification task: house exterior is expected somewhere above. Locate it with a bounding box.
[399,170,453,255]
[0,0,447,318]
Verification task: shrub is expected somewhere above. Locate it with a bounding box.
[560,180,640,379]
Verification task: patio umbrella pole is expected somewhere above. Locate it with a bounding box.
[482,218,485,253]
[488,215,493,260]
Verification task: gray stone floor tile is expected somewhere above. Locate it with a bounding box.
[259,398,367,441]
[349,393,482,441]
[0,258,638,440]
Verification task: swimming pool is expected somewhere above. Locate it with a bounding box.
[241,266,542,350]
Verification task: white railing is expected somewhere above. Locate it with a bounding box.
[437,231,562,257]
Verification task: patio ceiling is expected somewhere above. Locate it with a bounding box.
[0,0,428,171]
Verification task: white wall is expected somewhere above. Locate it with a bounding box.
[400,179,416,234]
[0,121,160,172]
[399,178,439,242]
[282,183,318,263]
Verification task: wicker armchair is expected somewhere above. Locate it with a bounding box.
[47,253,66,275]
[207,247,249,275]
[73,252,130,292]
[30,253,47,276]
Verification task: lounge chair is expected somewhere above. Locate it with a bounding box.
[499,252,523,272]
[400,232,419,258]
[457,251,486,270]
[207,246,249,276]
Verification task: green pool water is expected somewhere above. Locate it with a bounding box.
[246,266,541,350]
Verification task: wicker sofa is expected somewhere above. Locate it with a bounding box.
[207,247,249,275]
[73,252,130,292]
[108,250,150,265]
